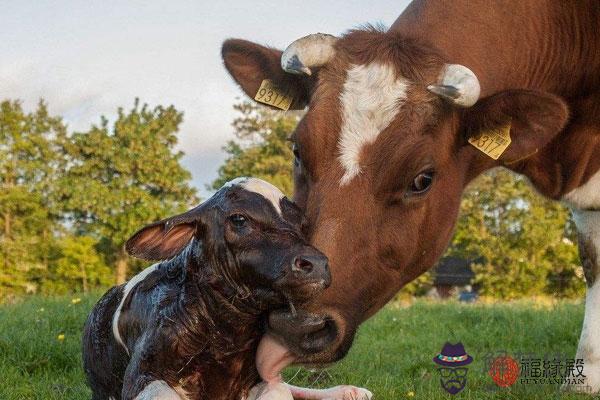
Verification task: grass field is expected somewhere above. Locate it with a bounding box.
[0,293,591,399]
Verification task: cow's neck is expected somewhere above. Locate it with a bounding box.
[391,0,600,97]
[391,0,600,199]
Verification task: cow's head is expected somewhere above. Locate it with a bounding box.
[222,28,569,362]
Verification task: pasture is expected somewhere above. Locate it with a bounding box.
[0,293,588,399]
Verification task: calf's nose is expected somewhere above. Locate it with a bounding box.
[293,256,314,274]
[292,253,331,287]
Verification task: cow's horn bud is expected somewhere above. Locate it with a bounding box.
[281,33,338,76]
[427,64,480,107]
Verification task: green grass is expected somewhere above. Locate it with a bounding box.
[0,294,591,399]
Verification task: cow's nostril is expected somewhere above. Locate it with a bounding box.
[293,257,314,274]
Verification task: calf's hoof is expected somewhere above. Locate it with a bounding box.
[324,385,373,400]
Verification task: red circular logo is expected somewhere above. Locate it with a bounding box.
[488,356,520,387]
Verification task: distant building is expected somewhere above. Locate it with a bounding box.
[432,256,477,300]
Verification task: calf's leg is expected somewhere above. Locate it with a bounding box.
[247,382,373,400]
[132,381,182,400]
[573,209,600,393]
[285,384,373,400]
[122,349,183,400]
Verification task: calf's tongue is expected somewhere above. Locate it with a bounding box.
[256,333,296,383]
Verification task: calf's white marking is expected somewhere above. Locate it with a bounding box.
[134,380,183,400]
[224,177,285,214]
[247,382,293,400]
[563,170,600,209]
[246,382,373,400]
[338,62,410,184]
[287,383,373,400]
[112,263,159,355]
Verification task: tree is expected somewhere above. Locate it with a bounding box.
[60,100,197,283]
[0,100,67,297]
[42,236,112,294]
[211,101,302,196]
[447,169,584,299]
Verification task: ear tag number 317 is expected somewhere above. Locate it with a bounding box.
[468,124,512,160]
[254,79,294,111]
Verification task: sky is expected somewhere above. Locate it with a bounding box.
[0,0,411,197]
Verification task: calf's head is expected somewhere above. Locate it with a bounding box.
[222,29,569,361]
[125,177,330,309]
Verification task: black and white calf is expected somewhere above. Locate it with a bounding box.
[83,177,336,400]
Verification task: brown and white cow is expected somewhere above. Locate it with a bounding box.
[222,0,600,392]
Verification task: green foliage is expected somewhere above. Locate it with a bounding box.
[211,101,301,196]
[42,236,113,295]
[0,100,67,298]
[58,99,197,281]
[0,98,197,299]
[61,100,197,244]
[448,169,585,299]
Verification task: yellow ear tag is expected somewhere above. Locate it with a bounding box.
[468,123,512,160]
[254,79,294,111]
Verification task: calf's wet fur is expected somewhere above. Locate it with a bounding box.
[82,178,330,400]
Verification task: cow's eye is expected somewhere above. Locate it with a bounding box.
[410,170,434,194]
[229,214,247,227]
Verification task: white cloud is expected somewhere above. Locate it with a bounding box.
[0,0,406,197]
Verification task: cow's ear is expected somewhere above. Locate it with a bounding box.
[461,90,569,168]
[222,39,313,110]
[125,206,204,261]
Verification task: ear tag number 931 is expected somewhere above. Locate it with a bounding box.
[254,79,294,111]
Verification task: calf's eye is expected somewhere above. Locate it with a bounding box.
[229,214,247,227]
[410,171,434,194]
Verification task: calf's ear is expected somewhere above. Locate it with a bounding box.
[125,206,204,261]
[461,90,569,169]
[222,39,313,110]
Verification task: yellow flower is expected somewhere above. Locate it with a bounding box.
[57,334,65,341]
[38,308,45,312]
[407,391,415,397]
[71,298,81,304]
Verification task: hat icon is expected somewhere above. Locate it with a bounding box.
[433,342,473,367]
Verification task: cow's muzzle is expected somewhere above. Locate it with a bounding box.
[267,308,353,363]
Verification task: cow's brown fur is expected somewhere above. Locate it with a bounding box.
[222,0,600,363]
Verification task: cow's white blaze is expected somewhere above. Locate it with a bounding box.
[134,380,185,400]
[564,170,600,209]
[225,177,285,214]
[112,263,159,355]
[338,62,410,184]
[572,209,600,392]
